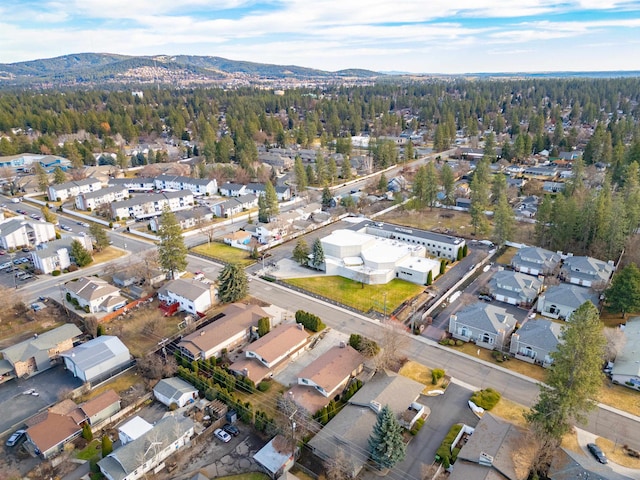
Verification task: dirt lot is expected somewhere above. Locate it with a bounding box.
[379,206,536,244]
[0,299,74,349]
[101,298,183,358]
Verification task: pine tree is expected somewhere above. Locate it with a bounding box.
[265,180,279,216]
[321,186,333,209]
[311,238,325,270]
[156,207,187,279]
[35,163,49,192]
[404,141,414,162]
[70,239,93,267]
[89,223,110,252]
[605,264,640,318]
[294,156,308,190]
[101,435,113,457]
[424,162,439,208]
[439,163,455,205]
[315,153,326,186]
[368,404,406,470]
[340,159,352,180]
[258,194,269,223]
[293,239,310,265]
[217,263,248,303]
[53,166,67,185]
[327,158,338,185]
[82,423,93,441]
[483,132,497,163]
[492,193,515,245]
[526,302,606,476]
[378,173,388,192]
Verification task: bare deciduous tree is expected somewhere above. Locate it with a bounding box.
[374,321,410,372]
[603,326,626,363]
[325,450,356,480]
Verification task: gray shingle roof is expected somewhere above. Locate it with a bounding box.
[541,284,599,310]
[490,270,542,301]
[153,377,197,403]
[454,303,517,334]
[611,318,640,378]
[98,414,194,480]
[158,279,210,302]
[512,247,560,271]
[0,324,82,364]
[513,319,562,353]
[562,256,614,282]
[80,185,127,200]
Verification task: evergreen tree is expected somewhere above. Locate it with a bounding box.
[412,165,427,205]
[305,164,315,186]
[34,163,49,192]
[258,194,269,223]
[311,238,325,270]
[605,264,640,318]
[217,263,248,303]
[491,174,507,205]
[483,132,497,163]
[157,207,188,279]
[293,239,310,265]
[404,141,414,162]
[294,156,308,191]
[469,161,491,236]
[492,193,515,245]
[368,404,406,470]
[327,158,338,185]
[439,162,455,205]
[321,186,333,209]
[526,302,606,476]
[101,435,113,457]
[424,162,439,208]
[70,239,93,267]
[265,180,279,216]
[378,173,388,192]
[340,158,352,180]
[89,223,110,252]
[315,152,326,185]
[53,166,67,184]
[82,423,93,441]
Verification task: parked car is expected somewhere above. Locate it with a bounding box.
[21,247,31,253]
[214,428,231,443]
[587,443,608,464]
[223,424,239,436]
[478,294,493,302]
[60,225,72,232]
[5,429,26,447]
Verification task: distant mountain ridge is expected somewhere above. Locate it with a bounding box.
[0,52,380,88]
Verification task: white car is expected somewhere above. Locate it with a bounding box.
[214,428,231,443]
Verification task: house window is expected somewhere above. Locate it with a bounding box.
[520,346,536,358]
[482,333,493,344]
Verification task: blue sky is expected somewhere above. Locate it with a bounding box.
[2,1,640,73]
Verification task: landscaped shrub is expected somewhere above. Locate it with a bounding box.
[68,264,79,272]
[448,339,456,346]
[295,310,326,332]
[52,270,61,276]
[455,340,463,346]
[470,388,501,410]
[349,333,380,356]
[257,381,271,392]
[410,417,425,436]
[431,369,445,385]
[169,402,178,411]
[436,423,463,466]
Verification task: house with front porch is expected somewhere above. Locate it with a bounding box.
[449,302,517,351]
[64,277,127,314]
[536,283,600,320]
[489,270,542,307]
[509,319,562,367]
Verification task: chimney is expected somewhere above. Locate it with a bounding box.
[339,341,346,348]
[297,323,304,330]
[242,368,249,377]
[478,452,494,466]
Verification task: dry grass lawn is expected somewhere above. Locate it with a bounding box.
[596,436,640,469]
[398,360,447,394]
[561,429,584,454]
[378,207,535,244]
[598,381,640,417]
[452,342,547,382]
[103,299,182,357]
[93,246,126,264]
[78,371,142,402]
[490,397,529,427]
[495,246,518,266]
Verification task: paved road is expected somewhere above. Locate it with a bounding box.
[246,275,640,450]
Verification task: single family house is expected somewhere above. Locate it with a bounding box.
[449,302,517,351]
[64,277,127,313]
[511,246,561,276]
[536,284,599,320]
[509,319,563,367]
[157,278,214,316]
[560,255,615,288]
[489,270,543,307]
[153,377,199,408]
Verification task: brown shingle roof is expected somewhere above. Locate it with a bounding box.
[27,412,81,453]
[81,389,121,418]
[247,323,309,364]
[297,345,364,393]
[178,303,268,356]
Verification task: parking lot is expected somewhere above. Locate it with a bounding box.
[0,253,38,288]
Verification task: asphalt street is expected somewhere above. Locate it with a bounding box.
[246,275,640,451]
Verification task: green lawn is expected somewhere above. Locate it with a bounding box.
[285,276,424,314]
[191,241,256,266]
[76,439,102,461]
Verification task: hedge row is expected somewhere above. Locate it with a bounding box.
[295,310,326,332]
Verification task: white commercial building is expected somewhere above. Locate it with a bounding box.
[321,229,440,285]
[110,191,194,220]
